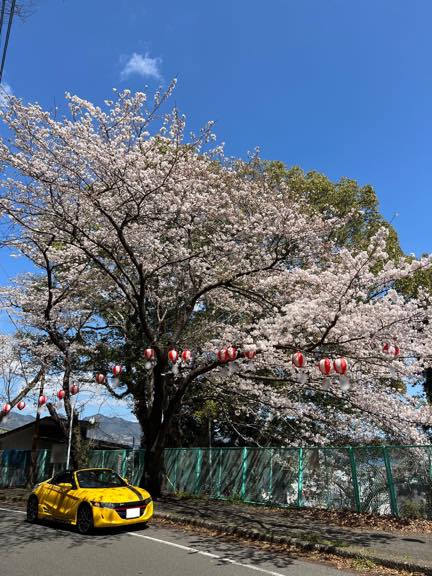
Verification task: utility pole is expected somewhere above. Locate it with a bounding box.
[0,0,16,83]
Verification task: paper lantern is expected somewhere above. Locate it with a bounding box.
[112,365,122,377]
[2,403,11,414]
[226,346,237,360]
[168,349,178,363]
[144,348,155,360]
[244,350,256,360]
[57,390,65,400]
[38,395,47,406]
[383,343,400,357]
[17,400,26,410]
[333,358,348,375]
[95,373,105,384]
[217,348,229,363]
[70,384,79,396]
[318,358,332,376]
[292,351,305,368]
[181,349,191,363]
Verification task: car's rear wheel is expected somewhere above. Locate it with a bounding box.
[27,495,39,523]
[76,504,94,535]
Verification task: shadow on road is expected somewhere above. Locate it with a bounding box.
[0,511,303,573]
[0,511,150,551]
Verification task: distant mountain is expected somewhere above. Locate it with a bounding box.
[0,411,34,431]
[85,414,142,448]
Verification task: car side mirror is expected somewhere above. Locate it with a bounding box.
[58,482,73,490]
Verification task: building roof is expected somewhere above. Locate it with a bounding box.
[0,416,130,449]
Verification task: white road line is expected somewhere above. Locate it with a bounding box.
[0,507,288,576]
[0,506,26,514]
[128,531,289,576]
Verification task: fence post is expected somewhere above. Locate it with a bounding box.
[268,448,274,503]
[194,448,202,495]
[217,448,222,498]
[349,447,361,513]
[297,447,304,508]
[241,447,248,501]
[38,450,49,483]
[173,450,179,492]
[122,449,127,477]
[383,446,399,517]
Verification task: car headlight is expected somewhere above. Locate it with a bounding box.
[91,501,116,508]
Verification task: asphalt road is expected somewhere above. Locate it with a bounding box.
[0,506,356,576]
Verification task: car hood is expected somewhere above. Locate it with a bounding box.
[79,486,150,503]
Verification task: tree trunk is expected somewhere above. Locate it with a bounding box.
[136,359,170,498]
[140,444,165,498]
[26,377,45,488]
[134,353,195,497]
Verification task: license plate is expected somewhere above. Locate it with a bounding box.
[126,507,140,519]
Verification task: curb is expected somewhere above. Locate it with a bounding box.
[154,510,432,576]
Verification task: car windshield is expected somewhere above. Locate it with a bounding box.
[76,469,127,489]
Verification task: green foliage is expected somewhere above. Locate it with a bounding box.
[194,400,219,423]
[398,498,427,519]
[260,162,403,257]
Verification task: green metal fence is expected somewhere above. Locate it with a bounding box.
[0,449,51,488]
[164,445,432,519]
[1,445,431,519]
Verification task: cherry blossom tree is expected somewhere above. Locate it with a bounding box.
[0,231,104,467]
[0,332,46,425]
[0,87,431,495]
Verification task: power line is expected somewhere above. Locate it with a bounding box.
[0,1,7,49]
[0,0,16,84]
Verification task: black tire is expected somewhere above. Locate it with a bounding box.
[27,495,39,523]
[76,504,94,535]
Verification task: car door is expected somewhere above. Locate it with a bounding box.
[41,472,66,517]
[55,473,81,523]
[47,471,76,520]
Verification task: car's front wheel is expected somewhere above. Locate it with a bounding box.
[76,504,94,535]
[27,495,39,523]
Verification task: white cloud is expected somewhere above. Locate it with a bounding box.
[120,52,162,81]
[0,82,13,108]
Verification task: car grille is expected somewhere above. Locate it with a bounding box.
[113,498,152,519]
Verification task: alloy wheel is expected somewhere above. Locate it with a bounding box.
[77,505,93,534]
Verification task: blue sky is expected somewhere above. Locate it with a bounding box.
[4,0,431,256]
[1,0,430,417]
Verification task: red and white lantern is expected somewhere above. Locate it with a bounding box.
[181,349,191,363]
[57,390,65,400]
[2,403,11,414]
[168,349,178,363]
[226,346,237,361]
[333,358,348,375]
[70,384,79,396]
[383,343,400,357]
[292,351,305,368]
[17,400,26,410]
[217,348,229,363]
[244,350,257,360]
[144,348,155,360]
[318,358,333,376]
[112,365,122,377]
[38,395,47,406]
[95,373,105,384]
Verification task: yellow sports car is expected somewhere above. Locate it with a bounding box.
[27,468,153,534]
